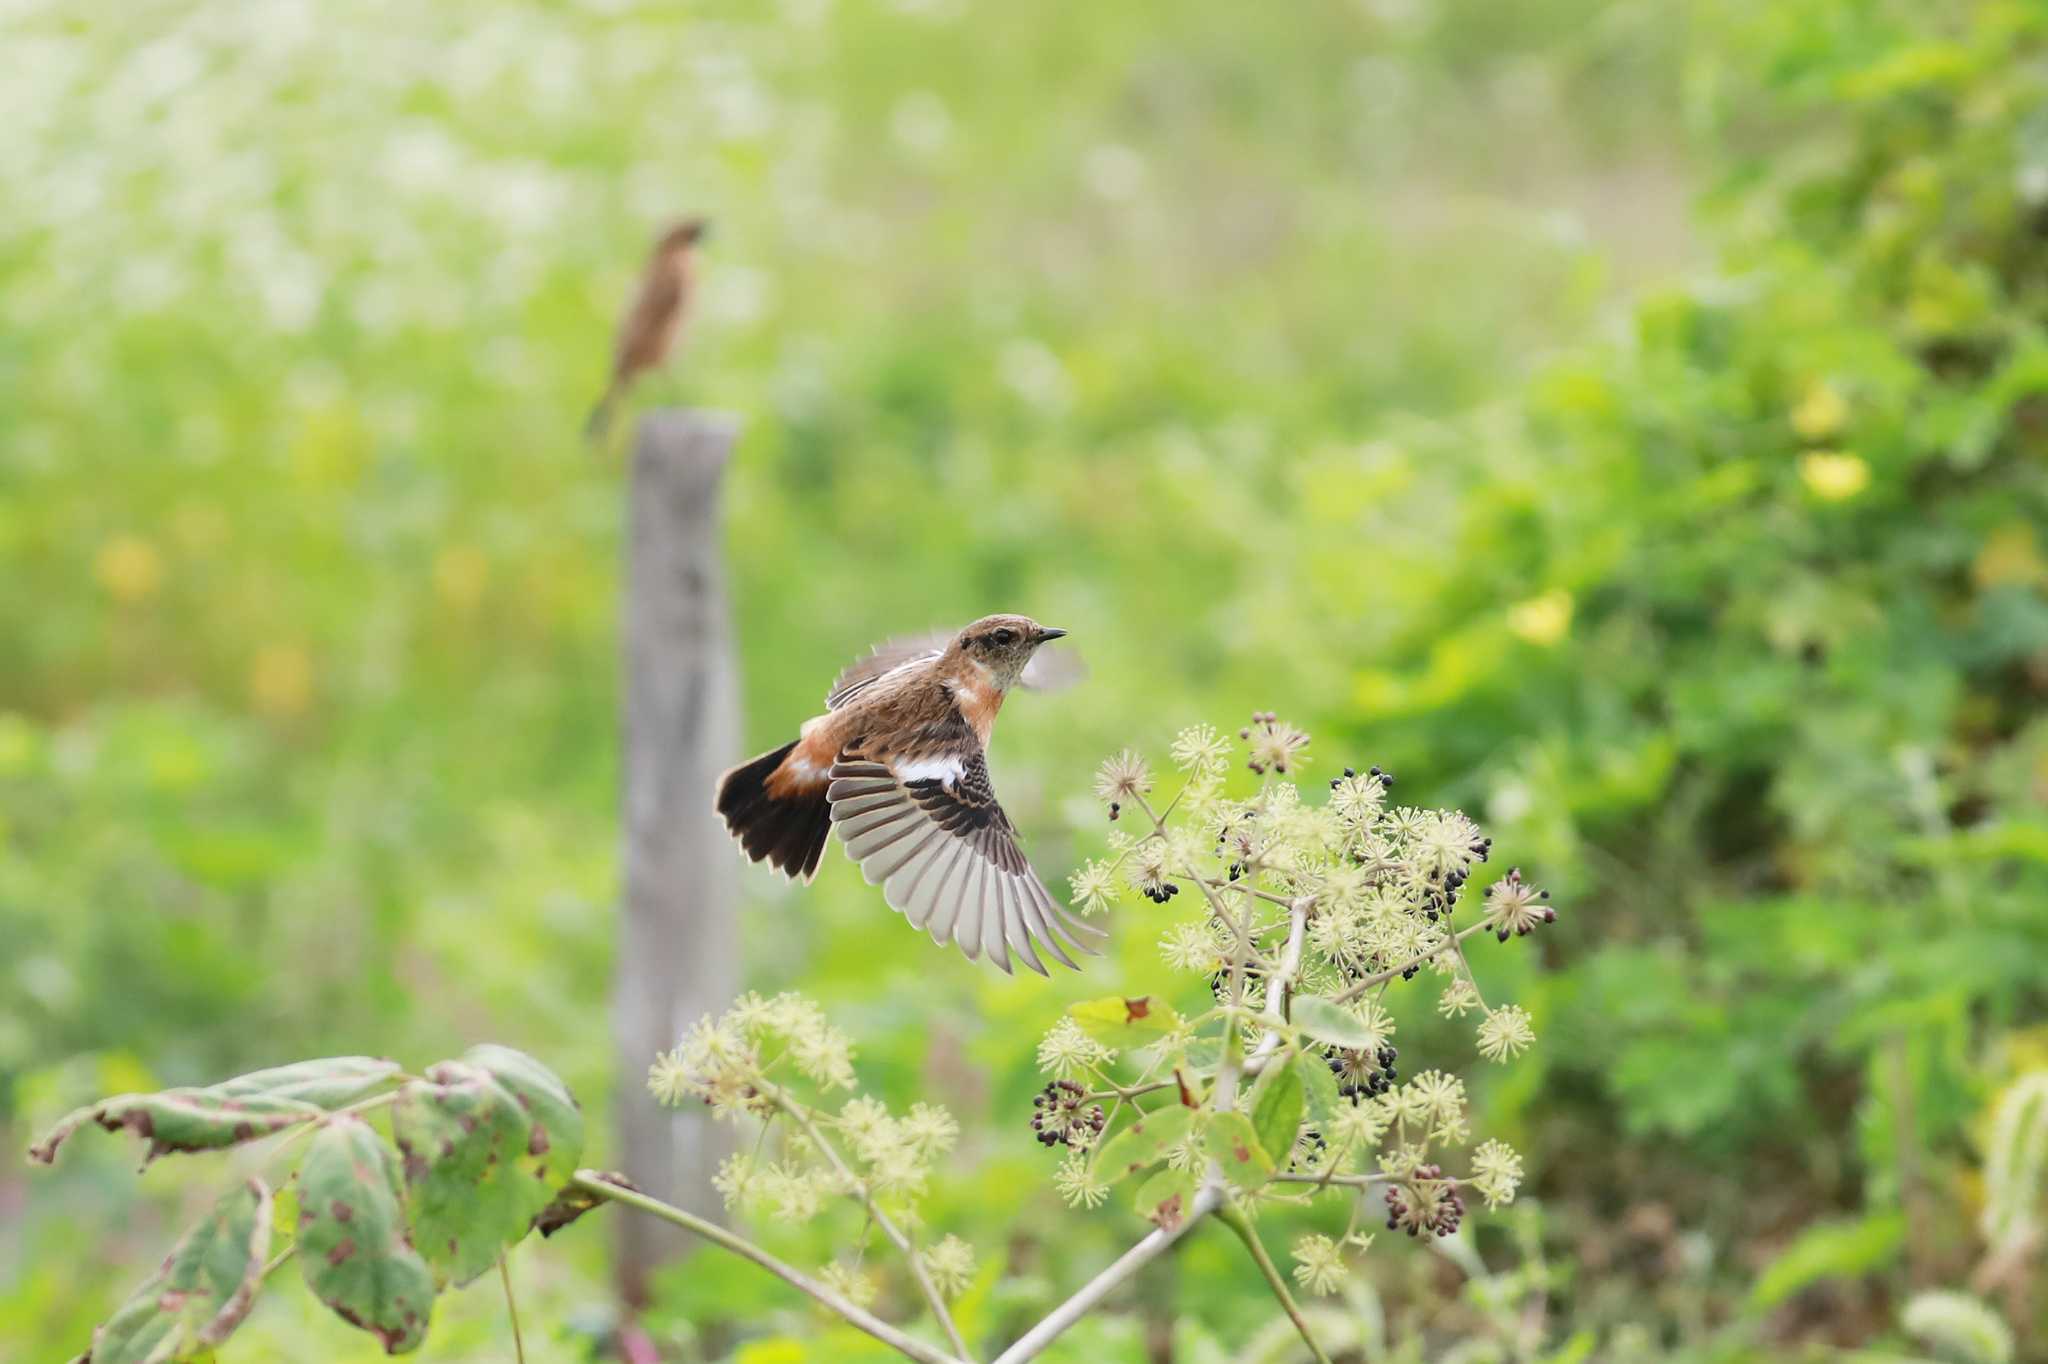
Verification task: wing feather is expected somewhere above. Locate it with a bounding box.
[825,755,1100,971]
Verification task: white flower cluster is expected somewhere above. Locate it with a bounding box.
[1042,715,1555,1298]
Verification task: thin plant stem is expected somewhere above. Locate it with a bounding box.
[770,1087,977,1364]
[989,1184,1224,1364]
[1326,921,1492,1006]
[1216,1203,1334,1364]
[499,1253,527,1364]
[569,1171,966,1364]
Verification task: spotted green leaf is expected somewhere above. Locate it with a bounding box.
[1132,1165,1199,1231]
[212,1057,402,1109]
[461,1045,583,1193]
[297,1116,435,1354]
[1206,1110,1276,1188]
[84,1177,271,1364]
[1068,995,1182,1044]
[1093,1103,1197,1185]
[30,1091,320,1167]
[29,1057,399,1166]
[393,1060,546,1286]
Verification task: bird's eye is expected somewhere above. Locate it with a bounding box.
[992,628,1016,646]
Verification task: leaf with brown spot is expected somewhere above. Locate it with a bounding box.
[30,1057,398,1167]
[30,1092,320,1167]
[1131,1165,1198,1231]
[82,1178,271,1364]
[1205,1110,1276,1189]
[392,1060,547,1287]
[458,1046,583,1194]
[1091,1103,1197,1185]
[1067,995,1182,1045]
[298,1116,434,1354]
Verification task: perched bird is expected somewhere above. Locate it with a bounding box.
[585,217,709,441]
[716,614,1104,975]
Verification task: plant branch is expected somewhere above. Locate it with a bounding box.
[570,1171,967,1364]
[989,1184,1224,1364]
[1216,1202,1334,1364]
[1248,896,1311,1066]
[1325,921,1491,1006]
[771,1087,976,1363]
[499,1254,526,1364]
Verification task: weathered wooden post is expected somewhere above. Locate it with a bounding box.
[615,408,743,1308]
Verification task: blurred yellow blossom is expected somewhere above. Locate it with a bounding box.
[433,545,491,611]
[95,536,163,604]
[1798,451,1870,501]
[249,644,315,719]
[171,501,230,554]
[1790,381,1848,441]
[1972,523,2046,590]
[1507,590,1573,647]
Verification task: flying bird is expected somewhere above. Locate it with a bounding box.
[586,217,709,442]
[715,614,1103,975]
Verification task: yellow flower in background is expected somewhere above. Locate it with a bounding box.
[249,644,315,720]
[1790,381,1849,441]
[1507,590,1574,647]
[433,544,491,612]
[1972,523,2046,590]
[1799,451,1870,501]
[171,500,230,554]
[95,535,163,604]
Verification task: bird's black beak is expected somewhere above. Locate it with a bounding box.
[1035,627,1067,642]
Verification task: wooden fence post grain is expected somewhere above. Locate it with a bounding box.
[614,408,743,1308]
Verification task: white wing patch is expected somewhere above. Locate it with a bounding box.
[826,759,1105,976]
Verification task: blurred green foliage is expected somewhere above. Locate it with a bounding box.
[3,0,2046,1359]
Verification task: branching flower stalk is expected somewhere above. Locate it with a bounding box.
[1040,716,1557,1357]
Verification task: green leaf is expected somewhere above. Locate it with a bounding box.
[392,1061,545,1287]
[30,1092,320,1167]
[1093,1103,1196,1184]
[1294,1049,1343,1126]
[85,1178,271,1364]
[1068,995,1182,1043]
[213,1057,402,1109]
[1290,997,1379,1051]
[1206,1110,1276,1188]
[1249,1056,1304,1169]
[460,1045,584,1192]
[29,1057,399,1166]
[1747,1212,1903,1312]
[298,1116,436,1354]
[1132,1165,1199,1231]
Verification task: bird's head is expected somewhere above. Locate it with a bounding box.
[952,614,1067,690]
[661,217,711,252]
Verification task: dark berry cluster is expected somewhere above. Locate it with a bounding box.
[1210,963,1264,1003]
[1287,1126,1327,1172]
[1143,879,1181,905]
[1328,1043,1398,1099]
[1029,1080,1106,1150]
[1384,1165,1465,1238]
[1330,764,1396,792]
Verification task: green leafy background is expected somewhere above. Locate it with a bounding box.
[5,0,2046,1359]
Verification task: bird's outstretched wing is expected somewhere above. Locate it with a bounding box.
[825,631,1088,711]
[826,756,1105,974]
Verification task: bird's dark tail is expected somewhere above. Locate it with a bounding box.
[716,740,833,882]
[584,381,624,444]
